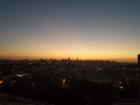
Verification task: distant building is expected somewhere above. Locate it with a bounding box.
[138,54,140,70]
[77,58,79,61]
[138,54,140,99]
[68,57,70,61]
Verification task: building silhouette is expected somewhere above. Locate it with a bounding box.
[137,54,140,100]
[138,54,140,71]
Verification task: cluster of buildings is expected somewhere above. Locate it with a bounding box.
[0,55,139,105]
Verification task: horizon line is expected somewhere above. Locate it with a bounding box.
[0,56,137,63]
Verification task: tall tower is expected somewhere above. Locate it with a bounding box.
[138,54,140,71]
[137,54,140,99]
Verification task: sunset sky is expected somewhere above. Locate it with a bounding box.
[0,0,140,62]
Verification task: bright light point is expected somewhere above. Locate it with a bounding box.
[120,86,124,89]
[0,80,3,85]
[62,79,66,84]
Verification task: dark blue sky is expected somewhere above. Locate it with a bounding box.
[0,0,140,62]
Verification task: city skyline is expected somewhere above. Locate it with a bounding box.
[0,0,140,62]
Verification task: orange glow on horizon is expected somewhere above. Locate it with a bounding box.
[0,41,138,62]
[0,52,137,63]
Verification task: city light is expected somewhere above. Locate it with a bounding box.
[0,80,3,85]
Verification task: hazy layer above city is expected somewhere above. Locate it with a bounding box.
[0,0,140,62]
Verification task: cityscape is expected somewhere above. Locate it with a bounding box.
[0,0,140,105]
[0,55,139,105]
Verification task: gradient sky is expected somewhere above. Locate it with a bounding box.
[0,0,140,62]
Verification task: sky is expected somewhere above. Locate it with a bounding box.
[0,0,140,62]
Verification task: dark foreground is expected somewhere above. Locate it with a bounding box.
[0,59,139,105]
[0,79,139,105]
